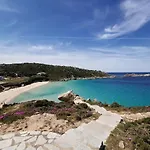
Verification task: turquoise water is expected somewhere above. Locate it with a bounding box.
[13,77,150,107]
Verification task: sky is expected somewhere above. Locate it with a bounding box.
[0,0,150,72]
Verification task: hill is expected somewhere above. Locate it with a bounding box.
[0,63,107,80]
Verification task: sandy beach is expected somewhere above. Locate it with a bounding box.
[0,82,49,105]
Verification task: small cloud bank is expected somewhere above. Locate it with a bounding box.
[98,0,150,39]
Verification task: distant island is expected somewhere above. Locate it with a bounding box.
[123,73,150,77]
[0,63,109,92]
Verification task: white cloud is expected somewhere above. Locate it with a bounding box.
[0,43,150,72]
[98,0,150,39]
[30,45,54,51]
[57,42,72,47]
[0,51,150,72]
[90,46,150,58]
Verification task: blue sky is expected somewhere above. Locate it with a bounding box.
[0,0,150,72]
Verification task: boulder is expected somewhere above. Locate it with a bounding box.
[58,90,75,102]
[119,141,125,149]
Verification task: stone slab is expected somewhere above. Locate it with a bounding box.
[17,142,26,150]
[35,135,47,146]
[0,139,13,149]
[13,136,31,144]
[2,133,15,140]
[2,145,18,150]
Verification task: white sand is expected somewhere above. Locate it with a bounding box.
[0,82,49,104]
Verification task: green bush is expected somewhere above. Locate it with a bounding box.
[110,102,121,108]
[75,115,82,121]
[56,111,71,120]
[34,100,51,107]
[76,103,89,110]
[85,99,103,107]
[1,115,24,124]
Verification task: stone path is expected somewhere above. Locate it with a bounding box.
[0,100,121,150]
[0,131,61,150]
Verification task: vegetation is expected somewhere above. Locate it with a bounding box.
[0,63,108,90]
[85,99,150,113]
[0,63,107,80]
[106,118,150,150]
[0,100,100,124]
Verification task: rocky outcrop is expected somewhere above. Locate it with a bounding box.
[58,90,76,102]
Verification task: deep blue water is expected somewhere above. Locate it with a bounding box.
[13,73,150,107]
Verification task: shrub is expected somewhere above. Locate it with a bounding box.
[110,102,121,108]
[75,115,81,121]
[2,104,9,108]
[85,111,93,118]
[85,99,103,107]
[76,103,89,110]
[56,111,71,120]
[0,114,24,124]
[34,100,50,107]
[79,103,88,109]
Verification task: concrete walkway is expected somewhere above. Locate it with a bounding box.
[53,99,121,149]
[0,100,121,150]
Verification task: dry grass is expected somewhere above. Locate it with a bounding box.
[106,117,150,150]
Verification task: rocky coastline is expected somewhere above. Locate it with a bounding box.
[0,91,122,150]
[0,91,149,149]
[0,91,100,134]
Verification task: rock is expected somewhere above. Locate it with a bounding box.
[58,90,75,102]
[2,133,15,140]
[37,146,44,150]
[0,139,12,149]
[119,141,125,149]
[17,142,26,150]
[2,145,18,150]
[25,145,36,150]
[47,132,61,139]
[26,136,37,143]
[75,144,92,150]
[28,131,41,135]
[35,135,47,146]
[44,144,60,150]
[42,131,49,136]
[20,131,27,135]
[48,139,54,144]
[13,136,31,144]
[20,133,29,137]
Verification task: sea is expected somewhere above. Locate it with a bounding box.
[12,73,150,107]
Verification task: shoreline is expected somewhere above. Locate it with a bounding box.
[0,81,49,105]
[1,78,150,108]
[0,91,122,149]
